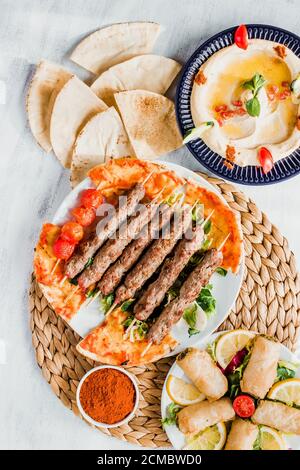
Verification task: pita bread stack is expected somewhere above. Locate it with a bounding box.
[26,21,182,184]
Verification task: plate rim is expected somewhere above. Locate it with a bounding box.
[175,23,300,186]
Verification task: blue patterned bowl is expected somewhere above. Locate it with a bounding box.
[176,24,300,185]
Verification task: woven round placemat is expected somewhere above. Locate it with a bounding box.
[29,173,300,448]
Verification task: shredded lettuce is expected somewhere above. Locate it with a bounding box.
[101,293,114,313]
[196,284,216,317]
[161,402,182,428]
[183,303,200,337]
[227,350,251,399]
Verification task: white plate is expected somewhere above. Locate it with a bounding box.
[52,161,244,356]
[161,330,300,450]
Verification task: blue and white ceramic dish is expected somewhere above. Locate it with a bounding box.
[176,24,300,185]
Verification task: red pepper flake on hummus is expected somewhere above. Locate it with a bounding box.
[223,145,236,170]
[273,45,287,59]
[194,70,207,85]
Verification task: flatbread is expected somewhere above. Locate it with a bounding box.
[71,107,134,187]
[50,76,107,168]
[91,55,181,106]
[70,22,161,74]
[114,90,182,159]
[26,60,72,152]
[77,309,178,366]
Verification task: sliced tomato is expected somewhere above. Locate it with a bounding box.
[80,189,104,209]
[61,222,84,243]
[258,147,274,174]
[72,206,96,227]
[53,238,75,260]
[233,395,255,418]
[234,24,248,50]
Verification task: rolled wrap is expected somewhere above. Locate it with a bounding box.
[240,336,280,399]
[177,397,235,435]
[177,348,228,401]
[225,418,258,450]
[252,400,300,435]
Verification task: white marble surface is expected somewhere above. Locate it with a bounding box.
[1,0,300,450]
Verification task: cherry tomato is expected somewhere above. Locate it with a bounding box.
[61,222,84,243]
[258,147,274,174]
[234,24,248,50]
[80,189,104,209]
[233,395,255,418]
[53,237,75,260]
[72,206,96,227]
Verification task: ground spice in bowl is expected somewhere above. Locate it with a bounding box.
[79,367,137,425]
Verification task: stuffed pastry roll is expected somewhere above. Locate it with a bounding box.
[252,400,300,435]
[177,397,235,435]
[225,418,258,450]
[177,348,228,401]
[240,336,280,398]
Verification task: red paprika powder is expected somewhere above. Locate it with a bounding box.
[79,368,136,424]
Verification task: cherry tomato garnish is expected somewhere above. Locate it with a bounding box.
[72,206,96,227]
[233,395,255,418]
[258,147,274,174]
[61,222,84,243]
[234,24,248,50]
[80,189,104,209]
[53,237,75,260]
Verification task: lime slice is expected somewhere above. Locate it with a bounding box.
[183,422,227,450]
[166,375,205,406]
[215,330,255,369]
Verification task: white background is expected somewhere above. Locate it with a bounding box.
[0,0,299,450]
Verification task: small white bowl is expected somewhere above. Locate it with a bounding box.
[76,365,140,428]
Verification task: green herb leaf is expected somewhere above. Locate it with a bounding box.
[276,365,296,382]
[183,122,214,144]
[196,285,216,316]
[246,96,260,117]
[203,219,212,234]
[216,267,228,277]
[84,257,94,269]
[201,238,212,251]
[122,315,134,328]
[101,293,114,313]
[121,299,135,312]
[161,402,182,428]
[87,288,98,298]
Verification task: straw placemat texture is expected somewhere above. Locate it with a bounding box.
[29,173,300,448]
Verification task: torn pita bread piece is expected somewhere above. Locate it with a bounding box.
[26,60,72,153]
[114,90,182,159]
[50,76,107,168]
[91,54,181,106]
[70,22,161,74]
[71,107,133,187]
[76,308,178,366]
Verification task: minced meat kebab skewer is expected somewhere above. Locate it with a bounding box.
[147,248,223,346]
[98,202,176,296]
[77,200,162,290]
[64,182,146,279]
[134,223,205,321]
[105,205,194,315]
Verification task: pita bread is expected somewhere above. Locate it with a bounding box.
[50,76,107,168]
[71,107,133,187]
[114,90,182,159]
[26,60,72,152]
[76,308,178,366]
[70,22,161,74]
[91,55,181,106]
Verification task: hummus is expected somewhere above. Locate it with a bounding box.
[191,39,300,167]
